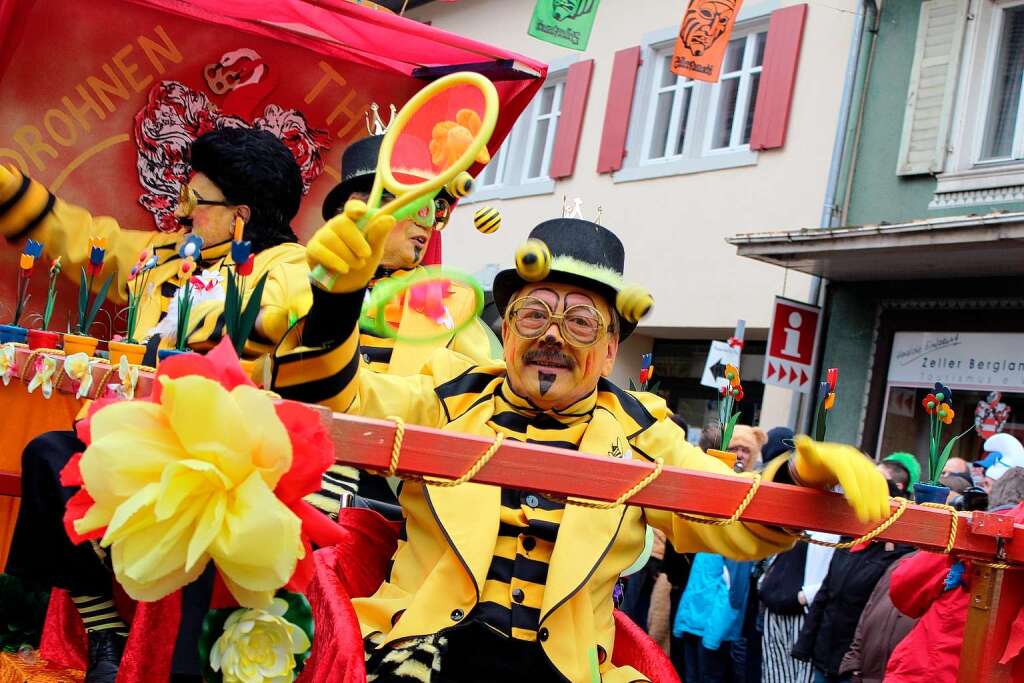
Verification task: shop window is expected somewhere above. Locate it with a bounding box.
[877,331,1024,471]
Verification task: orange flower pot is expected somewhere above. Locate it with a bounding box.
[706,448,737,470]
[108,340,146,366]
[62,333,99,357]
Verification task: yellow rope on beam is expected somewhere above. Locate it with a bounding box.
[384,416,504,488]
[566,457,665,510]
[676,473,763,526]
[918,501,959,554]
[790,497,909,550]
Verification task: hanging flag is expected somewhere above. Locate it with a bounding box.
[528,0,601,51]
[671,0,745,82]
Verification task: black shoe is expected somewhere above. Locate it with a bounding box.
[85,630,127,683]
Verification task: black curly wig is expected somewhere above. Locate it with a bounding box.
[188,127,302,252]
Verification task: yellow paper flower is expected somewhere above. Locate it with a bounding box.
[0,344,16,386]
[27,355,57,398]
[75,374,304,607]
[64,352,95,400]
[824,392,836,410]
[939,403,955,425]
[725,363,741,387]
[210,598,311,683]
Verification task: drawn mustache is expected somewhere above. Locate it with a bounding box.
[523,347,575,369]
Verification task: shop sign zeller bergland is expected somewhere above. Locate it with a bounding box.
[887,332,1024,392]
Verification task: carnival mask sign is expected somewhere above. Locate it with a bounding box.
[672,0,745,82]
[528,0,601,51]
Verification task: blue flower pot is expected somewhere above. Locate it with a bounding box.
[913,482,951,504]
[0,324,28,344]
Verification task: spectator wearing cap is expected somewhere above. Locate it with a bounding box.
[978,434,1024,487]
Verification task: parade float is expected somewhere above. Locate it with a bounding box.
[0,1,1022,683]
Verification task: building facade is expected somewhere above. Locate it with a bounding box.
[412,0,861,434]
[732,0,1024,464]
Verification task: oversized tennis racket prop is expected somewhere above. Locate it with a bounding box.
[309,71,499,292]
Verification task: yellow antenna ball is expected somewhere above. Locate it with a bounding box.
[515,239,551,282]
[473,206,501,234]
[616,285,653,323]
[446,171,474,198]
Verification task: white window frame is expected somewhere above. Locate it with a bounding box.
[933,0,1024,207]
[614,0,776,184]
[461,57,574,204]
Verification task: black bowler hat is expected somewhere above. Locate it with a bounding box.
[493,218,648,340]
[321,135,383,221]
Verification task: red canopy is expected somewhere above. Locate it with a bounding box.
[0,0,545,300]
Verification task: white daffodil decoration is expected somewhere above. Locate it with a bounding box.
[210,598,311,683]
[0,343,16,386]
[26,355,57,398]
[63,352,97,400]
[117,355,139,401]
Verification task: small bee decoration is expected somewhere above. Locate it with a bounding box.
[446,171,474,199]
[515,239,551,282]
[616,284,654,323]
[473,206,501,234]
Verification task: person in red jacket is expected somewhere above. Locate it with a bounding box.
[886,501,1024,682]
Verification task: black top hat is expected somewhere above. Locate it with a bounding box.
[322,135,383,221]
[493,218,646,339]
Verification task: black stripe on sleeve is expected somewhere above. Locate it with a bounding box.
[10,192,55,242]
[275,346,360,404]
[0,173,30,217]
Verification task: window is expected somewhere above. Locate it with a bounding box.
[464,75,566,202]
[931,0,1024,208]
[616,22,767,183]
[979,4,1024,163]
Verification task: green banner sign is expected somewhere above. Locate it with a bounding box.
[528,0,601,51]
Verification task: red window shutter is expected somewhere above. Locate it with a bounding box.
[597,46,641,174]
[549,59,594,180]
[749,4,808,151]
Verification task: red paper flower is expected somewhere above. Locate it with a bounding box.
[922,393,938,414]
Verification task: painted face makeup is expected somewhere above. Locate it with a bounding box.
[503,282,618,411]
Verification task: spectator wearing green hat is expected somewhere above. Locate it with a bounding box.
[883,453,920,490]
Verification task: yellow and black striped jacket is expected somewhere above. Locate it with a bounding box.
[0,169,311,357]
[272,288,795,683]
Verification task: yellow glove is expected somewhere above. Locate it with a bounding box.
[306,199,396,294]
[792,435,891,523]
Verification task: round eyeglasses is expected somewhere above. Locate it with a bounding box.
[506,296,608,348]
[177,184,231,216]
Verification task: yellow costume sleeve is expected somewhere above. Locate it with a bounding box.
[0,167,177,305]
[272,288,445,427]
[629,397,795,560]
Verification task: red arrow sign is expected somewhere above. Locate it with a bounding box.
[800,369,809,386]
[767,363,776,379]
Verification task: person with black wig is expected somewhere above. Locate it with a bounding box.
[2,127,313,683]
[0,127,311,357]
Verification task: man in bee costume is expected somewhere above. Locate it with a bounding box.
[272,206,890,683]
[308,131,501,514]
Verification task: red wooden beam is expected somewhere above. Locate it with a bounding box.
[317,407,1024,564]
